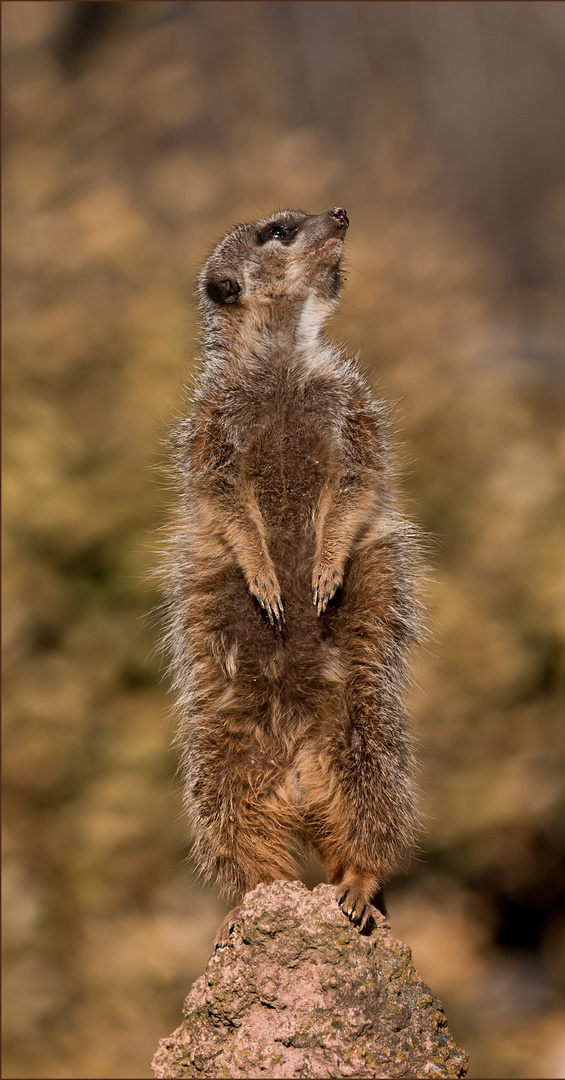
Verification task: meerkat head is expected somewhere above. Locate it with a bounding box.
[199,208,349,340]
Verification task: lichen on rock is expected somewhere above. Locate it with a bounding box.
[152,881,468,1079]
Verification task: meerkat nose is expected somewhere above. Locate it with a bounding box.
[330,207,349,227]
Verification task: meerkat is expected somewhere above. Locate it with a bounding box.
[165,207,421,947]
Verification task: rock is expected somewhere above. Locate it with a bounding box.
[152,881,468,1079]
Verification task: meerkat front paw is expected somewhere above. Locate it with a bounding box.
[312,562,342,616]
[248,568,285,629]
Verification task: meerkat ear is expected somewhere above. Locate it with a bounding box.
[206,277,242,305]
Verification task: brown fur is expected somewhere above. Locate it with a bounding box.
[163,208,421,944]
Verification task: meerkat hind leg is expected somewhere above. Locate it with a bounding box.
[210,776,301,949]
[312,837,381,930]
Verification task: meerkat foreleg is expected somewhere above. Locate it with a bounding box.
[201,481,285,628]
[312,480,379,615]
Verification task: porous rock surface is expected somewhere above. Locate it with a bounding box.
[152,881,468,1079]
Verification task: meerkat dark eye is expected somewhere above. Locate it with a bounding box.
[258,223,297,244]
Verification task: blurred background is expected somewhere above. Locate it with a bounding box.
[2,2,565,1076]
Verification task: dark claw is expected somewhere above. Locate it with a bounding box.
[360,905,371,930]
[215,920,235,949]
[338,886,359,923]
[215,925,232,950]
[317,591,329,617]
[313,567,341,616]
[337,886,372,929]
[263,594,284,631]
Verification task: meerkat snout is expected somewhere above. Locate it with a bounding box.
[330,207,349,226]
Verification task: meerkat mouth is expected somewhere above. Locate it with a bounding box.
[308,237,342,256]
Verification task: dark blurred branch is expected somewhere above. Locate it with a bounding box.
[54,1,124,78]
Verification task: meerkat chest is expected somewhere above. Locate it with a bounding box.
[225,369,343,522]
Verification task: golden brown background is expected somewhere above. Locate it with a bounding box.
[3,2,565,1077]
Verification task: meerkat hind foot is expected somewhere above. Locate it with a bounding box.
[214,905,242,949]
[336,882,374,931]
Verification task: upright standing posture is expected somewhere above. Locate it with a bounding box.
[166,208,420,945]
